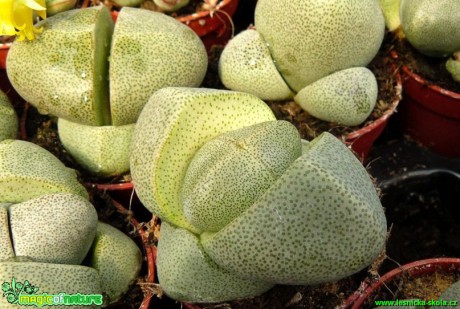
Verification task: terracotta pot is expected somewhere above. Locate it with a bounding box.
[176,0,239,53]
[342,258,460,309]
[0,43,11,69]
[391,50,460,157]
[344,64,403,162]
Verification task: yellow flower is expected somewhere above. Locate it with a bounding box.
[0,0,47,41]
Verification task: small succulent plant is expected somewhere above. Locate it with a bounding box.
[399,0,460,58]
[0,90,18,142]
[7,5,207,177]
[218,0,385,126]
[130,87,387,303]
[383,0,460,84]
[0,140,142,307]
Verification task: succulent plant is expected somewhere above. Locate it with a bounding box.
[7,5,207,176]
[88,222,142,304]
[218,0,384,126]
[0,90,18,142]
[6,193,98,265]
[294,67,378,126]
[0,140,142,306]
[399,0,460,58]
[131,87,387,303]
[58,119,135,177]
[0,139,88,202]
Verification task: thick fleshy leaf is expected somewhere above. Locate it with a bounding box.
[9,193,97,265]
[109,8,207,125]
[202,132,386,285]
[294,67,378,126]
[254,0,384,90]
[182,120,301,232]
[7,6,114,125]
[0,90,18,142]
[89,222,142,304]
[157,222,273,303]
[130,87,276,233]
[219,29,294,101]
[58,118,134,177]
[0,140,88,203]
[400,0,460,57]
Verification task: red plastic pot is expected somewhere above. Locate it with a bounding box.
[176,0,239,53]
[93,0,239,53]
[344,65,403,162]
[391,50,460,157]
[342,258,460,309]
[0,43,11,69]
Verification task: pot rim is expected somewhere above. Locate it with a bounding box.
[345,64,403,140]
[390,50,460,99]
[0,42,12,50]
[343,257,460,309]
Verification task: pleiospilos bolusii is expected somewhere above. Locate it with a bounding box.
[0,139,88,202]
[7,5,207,176]
[219,0,384,126]
[0,141,142,307]
[131,87,387,303]
[399,0,460,57]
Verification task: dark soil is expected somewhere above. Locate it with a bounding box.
[377,170,460,275]
[265,33,399,142]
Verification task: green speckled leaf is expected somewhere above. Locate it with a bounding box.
[400,0,460,57]
[294,67,378,126]
[9,193,98,265]
[130,87,276,233]
[0,262,102,309]
[0,140,88,203]
[219,29,294,100]
[6,6,113,125]
[58,118,134,177]
[109,8,207,125]
[157,222,273,303]
[202,132,386,285]
[254,0,384,90]
[0,204,14,261]
[182,120,301,232]
[89,222,142,304]
[0,90,18,142]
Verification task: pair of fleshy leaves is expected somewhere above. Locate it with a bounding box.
[131,87,387,303]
